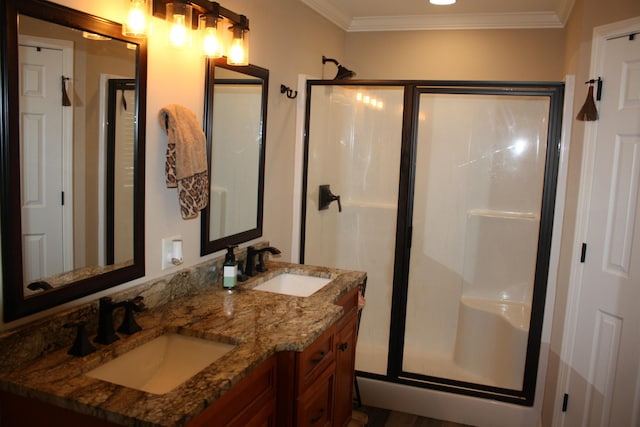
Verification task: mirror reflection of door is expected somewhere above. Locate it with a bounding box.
[19,36,74,284]
[106,79,135,265]
[16,14,138,293]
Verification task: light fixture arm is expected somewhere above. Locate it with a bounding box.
[152,0,248,30]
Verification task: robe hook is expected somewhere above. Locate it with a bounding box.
[280,84,297,99]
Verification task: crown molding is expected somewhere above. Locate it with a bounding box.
[555,0,576,25]
[301,0,352,31]
[349,12,564,32]
[301,0,567,32]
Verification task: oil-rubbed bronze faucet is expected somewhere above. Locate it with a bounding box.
[118,296,146,335]
[94,296,145,345]
[64,321,96,357]
[244,246,281,277]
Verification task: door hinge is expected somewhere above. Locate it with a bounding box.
[61,191,65,206]
[580,243,587,263]
[562,393,569,412]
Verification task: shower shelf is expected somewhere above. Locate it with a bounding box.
[467,209,539,220]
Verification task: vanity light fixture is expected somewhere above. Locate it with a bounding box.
[123,0,153,37]
[124,0,250,63]
[429,0,456,4]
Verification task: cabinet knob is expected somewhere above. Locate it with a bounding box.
[338,342,348,352]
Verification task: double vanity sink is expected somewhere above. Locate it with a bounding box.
[85,273,332,396]
[252,272,332,297]
[0,264,364,427]
[85,333,236,395]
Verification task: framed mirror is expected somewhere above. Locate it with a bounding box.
[1,0,147,321]
[201,58,268,255]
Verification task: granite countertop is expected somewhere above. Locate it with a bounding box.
[0,262,366,427]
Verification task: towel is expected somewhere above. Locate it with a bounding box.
[159,104,209,219]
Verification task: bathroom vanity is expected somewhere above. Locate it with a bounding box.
[0,262,365,427]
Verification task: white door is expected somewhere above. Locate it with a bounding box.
[19,44,66,282]
[562,23,640,427]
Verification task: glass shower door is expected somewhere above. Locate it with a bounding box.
[400,90,554,397]
[303,84,404,376]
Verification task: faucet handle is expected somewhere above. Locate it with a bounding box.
[256,253,268,273]
[117,296,145,335]
[64,322,96,357]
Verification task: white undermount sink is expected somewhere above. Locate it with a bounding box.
[86,333,235,394]
[252,273,332,297]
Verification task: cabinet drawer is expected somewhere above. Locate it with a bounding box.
[296,363,335,427]
[297,325,336,393]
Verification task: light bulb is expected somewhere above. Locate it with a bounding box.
[127,7,146,33]
[203,28,223,57]
[200,16,224,57]
[228,39,245,64]
[166,3,192,48]
[170,15,188,46]
[123,0,150,37]
[227,22,249,65]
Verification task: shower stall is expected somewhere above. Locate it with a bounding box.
[300,81,564,419]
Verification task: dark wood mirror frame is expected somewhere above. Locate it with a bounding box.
[200,58,268,255]
[0,0,147,321]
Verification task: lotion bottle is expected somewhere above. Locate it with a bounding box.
[223,245,238,290]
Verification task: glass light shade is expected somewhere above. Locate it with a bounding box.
[227,26,249,66]
[429,0,456,4]
[200,15,224,58]
[166,2,193,48]
[123,0,151,37]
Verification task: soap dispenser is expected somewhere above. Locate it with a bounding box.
[223,245,238,290]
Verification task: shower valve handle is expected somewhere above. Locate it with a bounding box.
[319,184,342,212]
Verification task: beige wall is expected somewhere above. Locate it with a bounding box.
[346,28,566,81]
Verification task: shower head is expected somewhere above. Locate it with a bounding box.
[322,55,356,80]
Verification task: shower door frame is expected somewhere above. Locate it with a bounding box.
[300,80,565,407]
